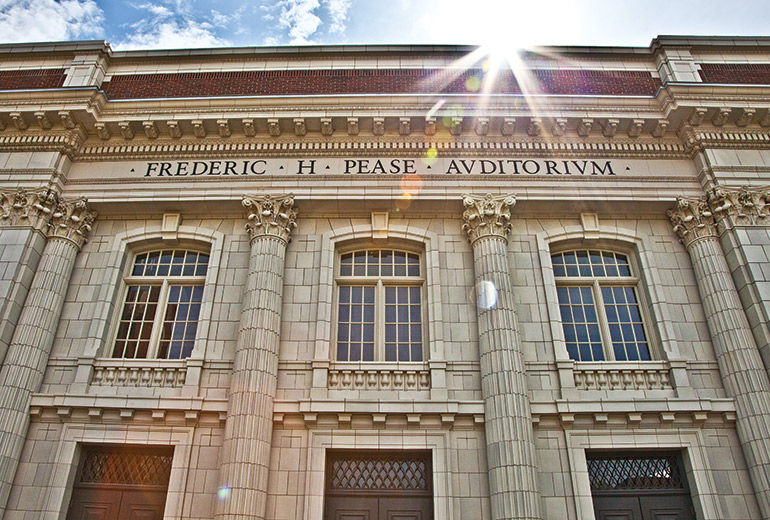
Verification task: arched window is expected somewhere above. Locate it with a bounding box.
[552,250,651,362]
[336,249,423,362]
[112,249,209,359]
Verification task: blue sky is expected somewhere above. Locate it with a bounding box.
[0,0,768,50]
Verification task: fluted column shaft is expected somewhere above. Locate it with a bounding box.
[670,197,770,518]
[0,196,95,517]
[215,195,297,520]
[708,186,770,374]
[0,188,58,365]
[462,194,541,520]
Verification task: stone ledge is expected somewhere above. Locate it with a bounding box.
[572,361,672,391]
[328,363,430,391]
[91,359,187,388]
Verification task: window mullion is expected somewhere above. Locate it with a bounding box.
[376,279,384,361]
[594,279,614,361]
[148,280,170,359]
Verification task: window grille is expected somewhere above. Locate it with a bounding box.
[587,454,686,490]
[327,451,431,491]
[79,447,173,487]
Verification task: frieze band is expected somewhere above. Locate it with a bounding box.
[138,158,619,177]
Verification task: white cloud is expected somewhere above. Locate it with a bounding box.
[116,19,230,50]
[134,2,173,18]
[261,0,352,45]
[0,0,103,43]
[210,9,228,28]
[325,0,351,34]
[278,0,321,45]
[115,1,231,50]
[262,35,280,46]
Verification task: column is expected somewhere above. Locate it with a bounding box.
[0,196,96,516]
[461,194,541,520]
[669,196,770,518]
[707,186,770,374]
[215,194,297,520]
[0,188,58,365]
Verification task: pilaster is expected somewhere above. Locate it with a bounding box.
[706,186,770,378]
[652,46,702,83]
[0,196,96,517]
[462,193,542,520]
[62,51,110,88]
[215,194,297,520]
[0,189,59,365]
[669,196,770,518]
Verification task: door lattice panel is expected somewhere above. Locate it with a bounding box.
[587,453,685,490]
[79,447,173,486]
[328,452,431,491]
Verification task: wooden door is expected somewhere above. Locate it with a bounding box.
[588,453,695,520]
[68,488,168,520]
[67,446,173,520]
[378,496,432,519]
[592,495,643,520]
[640,494,695,520]
[592,493,694,520]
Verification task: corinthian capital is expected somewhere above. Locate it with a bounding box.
[667,196,717,248]
[48,197,97,249]
[0,188,59,231]
[708,185,770,230]
[243,194,298,243]
[461,193,515,243]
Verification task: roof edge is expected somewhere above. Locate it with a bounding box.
[1,36,770,60]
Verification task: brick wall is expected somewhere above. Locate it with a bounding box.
[0,69,66,90]
[102,69,661,99]
[699,63,770,84]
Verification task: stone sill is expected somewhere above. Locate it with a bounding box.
[328,362,430,391]
[572,360,673,391]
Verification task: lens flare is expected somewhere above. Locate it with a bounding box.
[421,147,439,168]
[218,486,231,500]
[475,281,498,310]
[426,98,446,120]
[395,192,412,211]
[400,174,423,195]
[465,75,481,92]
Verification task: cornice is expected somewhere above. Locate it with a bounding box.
[96,95,663,112]
[72,137,691,161]
[0,128,86,158]
[0,88,768,160]
[681,126,770,153]
[663,83,770,100]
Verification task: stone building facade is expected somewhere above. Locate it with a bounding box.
[0,36,768,520]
